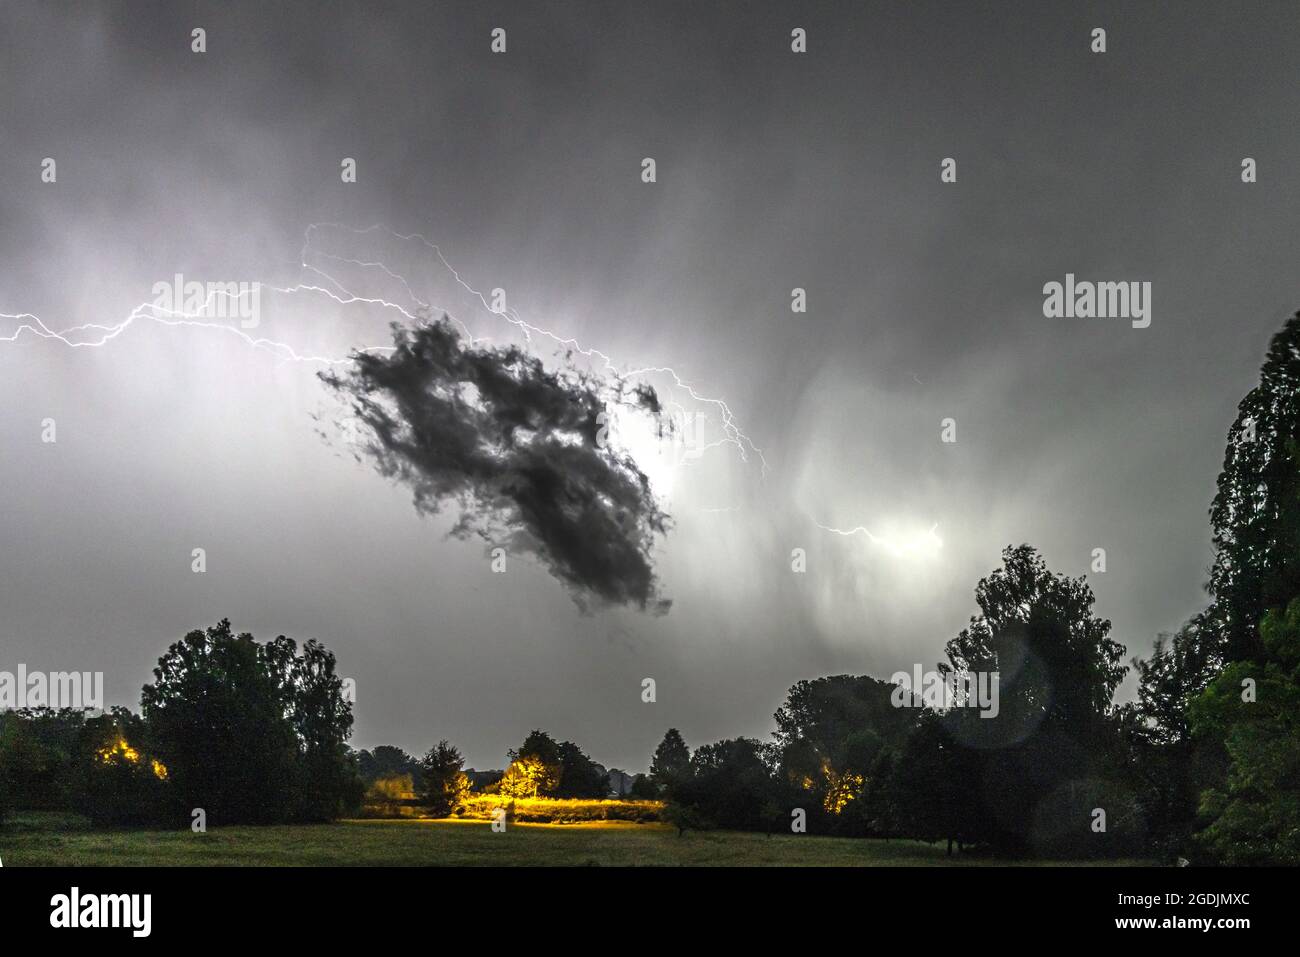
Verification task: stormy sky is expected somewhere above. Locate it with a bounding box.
[2,1,1298,771]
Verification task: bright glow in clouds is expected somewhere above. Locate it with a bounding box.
[604,402,684,499]
[817,521,944,560]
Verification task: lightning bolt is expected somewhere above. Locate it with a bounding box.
[297,223,768,473]
[816,522,943,559]
[0,222,768,478]
[0,267,403,366]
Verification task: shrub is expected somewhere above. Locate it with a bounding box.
[72,716,174,827]
[419,741,470,816]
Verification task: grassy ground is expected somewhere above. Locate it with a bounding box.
[1,812,1152,866]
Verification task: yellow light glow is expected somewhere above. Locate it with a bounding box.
[821,761,864,815]
[498,757,560,799]
[97,737,141,764]
[97,735,168,780]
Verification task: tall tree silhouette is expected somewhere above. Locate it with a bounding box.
[944,544,1126,737]
[941,545,1130,855]
[1209,311,1300,663]
[649,728,691,796]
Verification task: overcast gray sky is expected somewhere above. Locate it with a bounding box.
[2,1,1298,770]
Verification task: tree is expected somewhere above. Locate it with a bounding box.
[554,741,610,798]
[1126,613,1227,858]
[1132,613,1223,748]
[944,545,1127,733]
[288,638,365,821]
[772,675,913,824]
[662,802,707,836]
[0,712,51,821]
[419,740,470,816]
[0,707,93,813]
[1208,311,1300,664]
[357,745,420,784]
[887,710,980,853]
[1189,598,1300,863]
[1166,312,1300,863]
[500,730,562,799]
[671,737,793,832]
[649,728,691,797]
[938,545,1131,856]
[141,619,361,824]
[628,773,658,800]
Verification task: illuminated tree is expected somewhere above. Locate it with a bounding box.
[500,730,562,798]
[498,756,559,799]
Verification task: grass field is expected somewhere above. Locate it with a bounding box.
[1,813,1151,866]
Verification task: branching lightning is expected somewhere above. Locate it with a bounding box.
[0,222,768,479]
[1,225,947,552]
[0,280,398,366]
[299,224,768,473]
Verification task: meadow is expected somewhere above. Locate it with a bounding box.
[1,813,1151,867]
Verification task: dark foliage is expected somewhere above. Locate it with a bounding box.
[141,619,362,825]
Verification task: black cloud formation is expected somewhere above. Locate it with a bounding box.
[320,318,671,612]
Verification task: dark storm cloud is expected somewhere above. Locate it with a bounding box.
[320,317,671,612]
